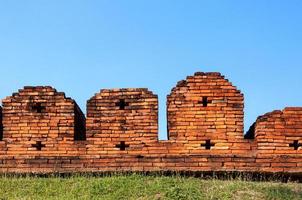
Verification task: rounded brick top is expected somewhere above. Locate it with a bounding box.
[256,107,302,122]
[167,71,244,141]
[169,72,241,96]
[2,86,74,104]
[88,88,157,102]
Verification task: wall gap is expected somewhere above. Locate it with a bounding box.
[158,96,168,140]
[74,103,86,141]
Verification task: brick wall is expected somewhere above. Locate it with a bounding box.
[0,72,301,174]
[0,86,86,172]
[85,88,158,161]
[246,108,302,172]
[86,88,158,143]
[0,106,2,140]
[167,72,245,151]
[254,108,302,153]
[0,106,5,156]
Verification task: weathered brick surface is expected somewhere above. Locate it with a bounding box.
[0,86,86,173]
[0,106,2,140]
[246,108,302,172]
[167,72,248,154]
[85,88,158,159]
[0,73,301,174]
[86,88,158,142]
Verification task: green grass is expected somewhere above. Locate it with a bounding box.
[0,174,301,200]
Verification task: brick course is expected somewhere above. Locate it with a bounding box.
[0,72,301,174]
[0,106,2,140]
[167,72,245,151]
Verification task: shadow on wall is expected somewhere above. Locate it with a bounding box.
[74,103,86,141]
[245,122,256,139]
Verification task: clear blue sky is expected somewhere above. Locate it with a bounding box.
[0,1,301,139]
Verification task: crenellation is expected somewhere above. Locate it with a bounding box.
[0,72,301,174]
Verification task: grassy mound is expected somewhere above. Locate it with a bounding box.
[0,174,301,199]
